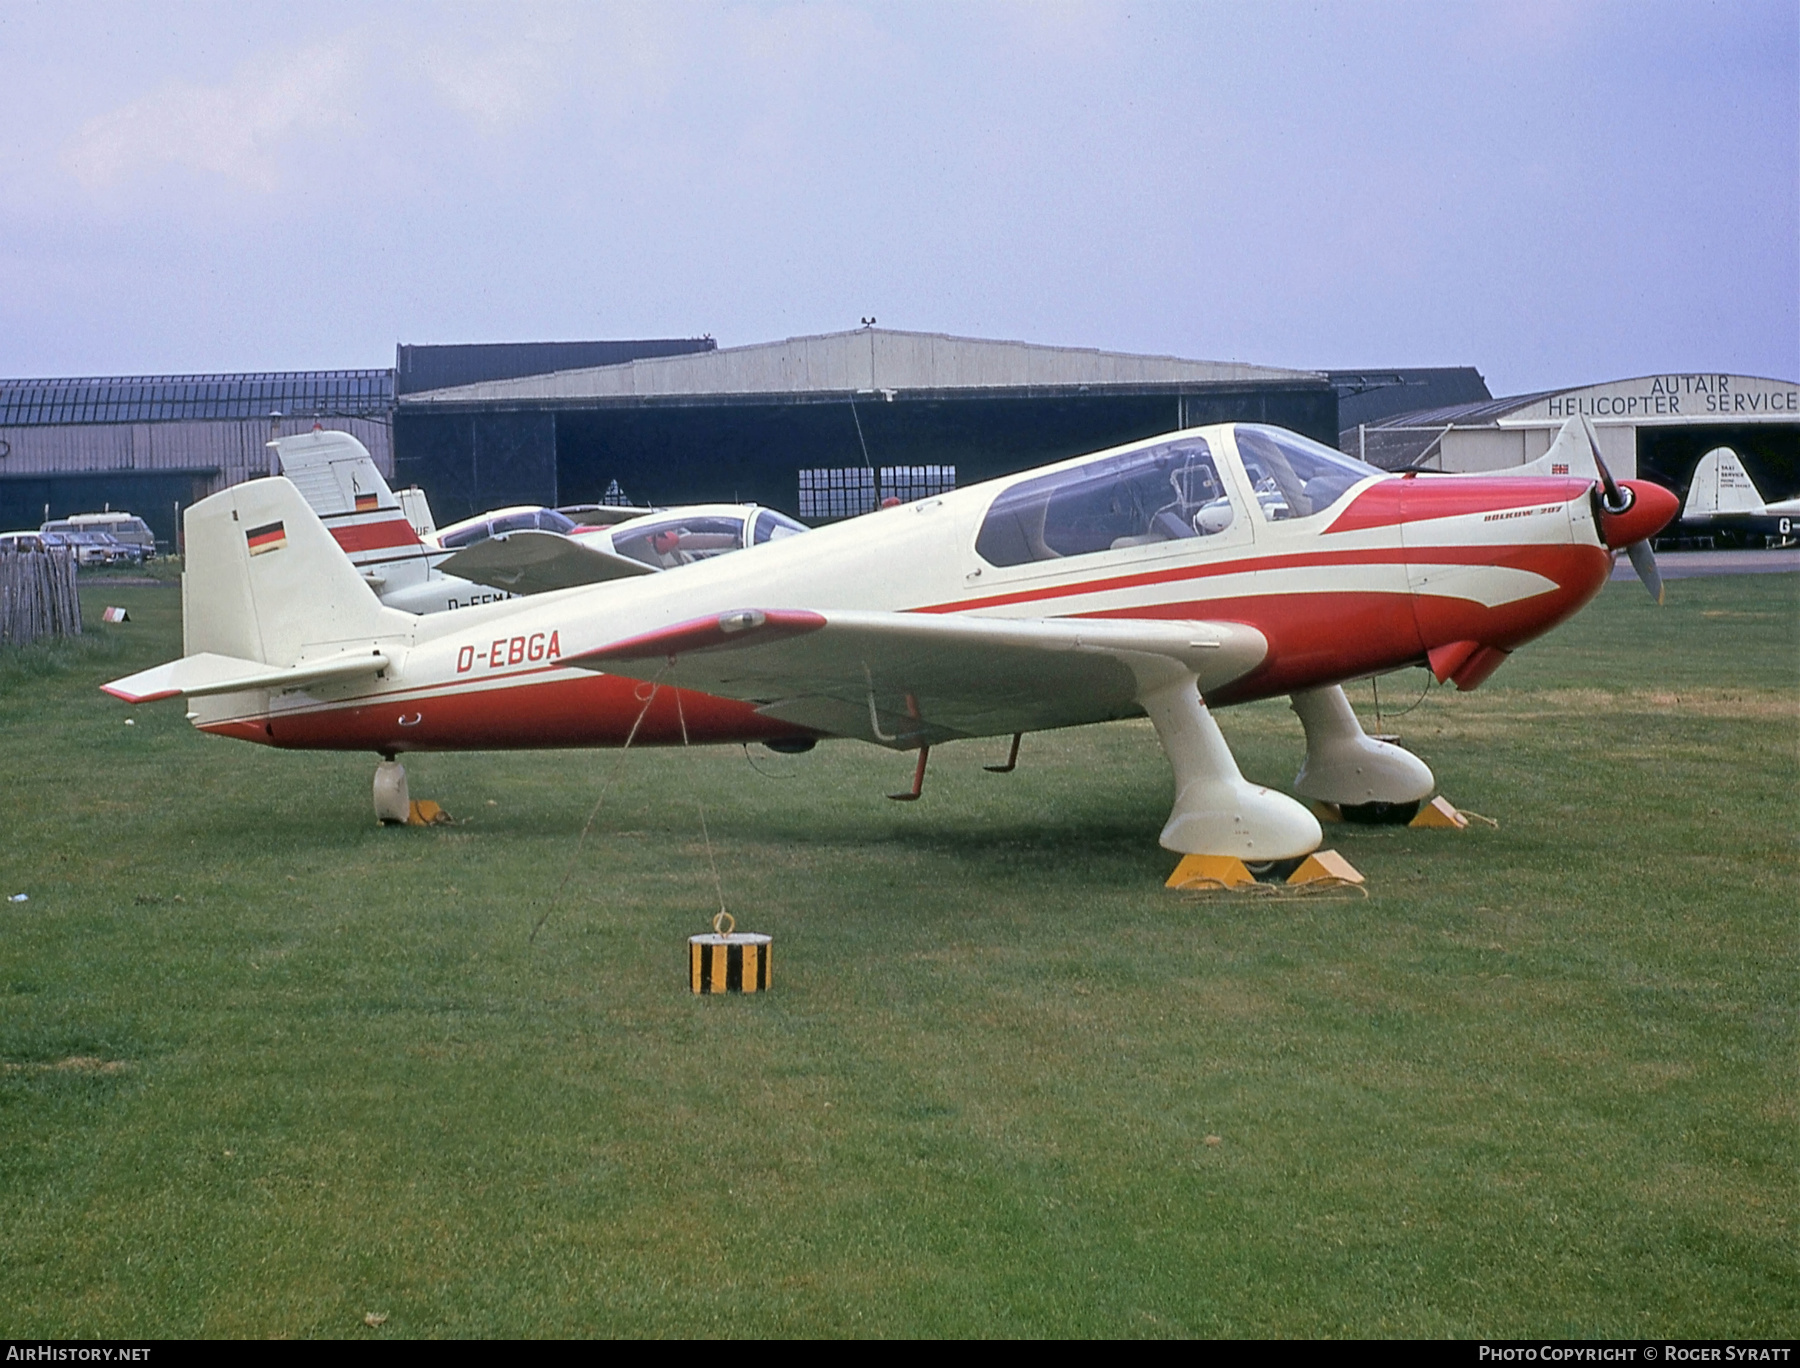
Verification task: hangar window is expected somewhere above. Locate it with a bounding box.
[880,465,957,504]
[1233,425,1379,521]
[798,468,877,520]
[975,436,1234,567]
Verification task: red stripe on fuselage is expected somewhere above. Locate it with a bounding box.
[919,544,1553,616]
[199,671,814,753]
[1325,477,1594,534]
[329,519,421,552]
[1184,542,1610,703]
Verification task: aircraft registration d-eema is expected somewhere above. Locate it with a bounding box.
[105,415,1677,864]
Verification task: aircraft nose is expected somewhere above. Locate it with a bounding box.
[1598,479,1679,550]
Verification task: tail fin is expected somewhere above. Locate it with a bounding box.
[1505,415,1602,480]
[183,476,413,665]
[272,428,439,598]
[396,486,437,540]
[1681,447,1766,521]
[273,429,397,515]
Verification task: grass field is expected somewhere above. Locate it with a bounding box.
[1,573,1794,1337]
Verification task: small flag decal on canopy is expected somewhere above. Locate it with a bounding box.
[246,521,287,556]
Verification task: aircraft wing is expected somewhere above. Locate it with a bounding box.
[568,609,1268,747]
[102,649,390,703]
[436,529,656,594]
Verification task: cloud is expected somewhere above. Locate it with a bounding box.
[62,36,367,192]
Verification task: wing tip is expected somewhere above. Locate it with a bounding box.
[101,681,177,703]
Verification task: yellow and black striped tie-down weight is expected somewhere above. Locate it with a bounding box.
[690,913,772,994]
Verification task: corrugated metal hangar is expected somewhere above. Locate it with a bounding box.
[1349,372,1799,494]
[0,371,393,548]
[5,333,1791,551]
[391,328,1338,525]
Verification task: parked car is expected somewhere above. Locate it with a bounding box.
[40,530,138,567]
[0,531,47,553]
[41,512,156,560]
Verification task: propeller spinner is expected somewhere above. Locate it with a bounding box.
[1584,426,1677,604]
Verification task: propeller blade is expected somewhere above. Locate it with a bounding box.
[1625,538,1664,605]
[1585,422,1632,514]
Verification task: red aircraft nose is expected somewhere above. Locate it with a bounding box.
[1597,479,1679,549]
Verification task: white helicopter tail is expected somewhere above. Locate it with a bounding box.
[182,476,411,665]
[1681,447,1767,521]
[272,428,440,598]
[273,429,397,515]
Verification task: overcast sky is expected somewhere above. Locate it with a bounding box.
[1,0,1794,395]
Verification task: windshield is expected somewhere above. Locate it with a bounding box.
[439,507,575,549]
[438,523,488,549]
[753,509,809,543]
[976,436,1237,566]
[612,515,748,568]
[1233,426,1380,521]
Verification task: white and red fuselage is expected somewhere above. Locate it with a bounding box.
[176,422,1676,757]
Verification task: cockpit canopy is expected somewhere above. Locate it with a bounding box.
[1233,425,1377,522]
[437,506,578,550]
[607,506,810,569]
[974,424,1380,568]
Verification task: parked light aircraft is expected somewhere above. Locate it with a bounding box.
[106,416,1676,862]
[1679,446,1800,540]
[274,429,807,614]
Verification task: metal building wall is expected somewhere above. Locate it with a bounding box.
[0,416,391,483]
[391,412,556,525]
[0,416,392,546]
[544,387,1338,518]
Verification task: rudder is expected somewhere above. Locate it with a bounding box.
[273,430,397,516]
[183,477,411,665]
[1681,446,1766,521]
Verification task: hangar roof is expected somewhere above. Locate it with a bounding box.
[1330,367,1491,430]
[0,369,394,426]
[1346,372,1800,470]
[395,339,715,395]
[398,328,1324,408]
[1361,373,1799,431]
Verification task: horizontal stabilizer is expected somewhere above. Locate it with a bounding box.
[103,648,389,703]
[571,609,1269,747]
[436,529,657,593]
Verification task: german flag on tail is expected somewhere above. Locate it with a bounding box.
[354,492,380,512]
[245,520,287,556]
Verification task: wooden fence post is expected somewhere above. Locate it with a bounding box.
[0,550,83,646]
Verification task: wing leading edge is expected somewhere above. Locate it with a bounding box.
[569,609,1268,747]
[436,529,657,594]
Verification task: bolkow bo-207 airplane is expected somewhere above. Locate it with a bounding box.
[104,415,1677,865]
